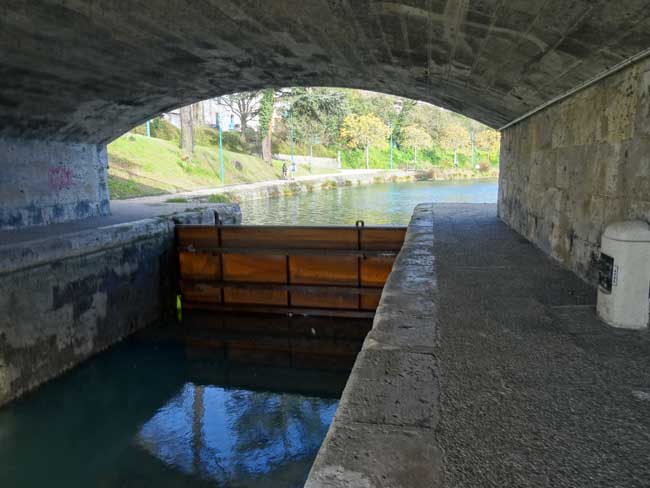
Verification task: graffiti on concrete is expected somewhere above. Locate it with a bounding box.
[48,166,73,190]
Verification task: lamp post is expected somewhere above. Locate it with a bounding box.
[217,113,224,184]
[389,127,394,170]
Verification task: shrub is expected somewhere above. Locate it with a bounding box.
[131,118,180,143]
[207,193,231,204]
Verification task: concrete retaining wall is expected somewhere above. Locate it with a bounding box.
[274,153,339,170]
[499,58,650,283]
[171,168,499,205]
[0,138,111,230]
[0,204,241,407]
[306,204,441,487]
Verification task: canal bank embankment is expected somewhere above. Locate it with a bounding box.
[126,167,499,206]
[0,205,240,407]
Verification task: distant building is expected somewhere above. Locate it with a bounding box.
[161,98,260,131]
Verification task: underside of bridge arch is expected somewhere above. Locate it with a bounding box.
[3,0,650,142]
[2,0,650,281]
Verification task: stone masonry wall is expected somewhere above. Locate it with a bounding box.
[0,138,110,230]
[0,205,241,407]
[499,58,650,283]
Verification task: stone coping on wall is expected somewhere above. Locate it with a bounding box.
[305,203,442,487]
[0,204,241,276]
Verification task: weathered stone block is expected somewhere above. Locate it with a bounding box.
[0,209,221,406]
[305,422,442,488]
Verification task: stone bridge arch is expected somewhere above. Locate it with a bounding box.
[1,0,650,230]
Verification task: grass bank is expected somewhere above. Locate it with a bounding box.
[107,133,336,200]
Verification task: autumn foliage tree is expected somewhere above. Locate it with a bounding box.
[440,123,471,167]
[402,125,432,168]
[475,129,501,157]
[340,114,390,169]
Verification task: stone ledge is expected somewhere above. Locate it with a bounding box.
[306,203,442,487]
[0,204,240,276]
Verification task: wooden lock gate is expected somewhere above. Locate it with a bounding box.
[176,221,407,319]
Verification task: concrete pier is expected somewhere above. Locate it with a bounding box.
[307,203,650,487]
[0,138,110,229]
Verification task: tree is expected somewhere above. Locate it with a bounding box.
[440,123,470,167]
[402,125,432,168]
[259,89,275,164]
[340,114,390,169]
[191,102,204,127]
[286,87,348,145]
[218,92,261,140]
[475,129,501,157]
[180,104,194,156]
[345,91,415,149]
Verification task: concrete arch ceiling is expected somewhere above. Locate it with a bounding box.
[2,0,650,144]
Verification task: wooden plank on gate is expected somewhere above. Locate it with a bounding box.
[220,227,358,250]
[360,294,381,311]
[223,287,289,306]
[182,283,223,304]
[289,256,358,286]
[223,254,287,283]
[190,248,397,257]
[180,280,383,296]
[179,252,221,281]
[177,227,220,249]
[361,256,395,287]
[361,228,407,251]
[291,291,359,310]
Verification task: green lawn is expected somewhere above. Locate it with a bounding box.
[107,133,336,200]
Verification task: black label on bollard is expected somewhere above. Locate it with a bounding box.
[598,253,615,294]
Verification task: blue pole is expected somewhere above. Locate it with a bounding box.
[146,120,151,137]
[219,122,224,184]
[309,135,313,172]
[290,127,295,178]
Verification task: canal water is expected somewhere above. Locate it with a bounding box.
[0,314,361,488]
[240,178,498,225]
[0,179,497,487]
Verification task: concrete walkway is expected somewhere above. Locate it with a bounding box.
[0,201,237,246]
[435,204,650,487]
[308,203,650,487]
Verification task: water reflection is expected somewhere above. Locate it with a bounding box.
[240,179,498,225]
[0,314,362,487]
[138,384,337,487]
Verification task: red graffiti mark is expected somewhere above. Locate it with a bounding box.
[48,166,73,190]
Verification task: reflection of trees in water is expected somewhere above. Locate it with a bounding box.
[227,390,334,459]
[138,382,337,486]
[222,389,337,487]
